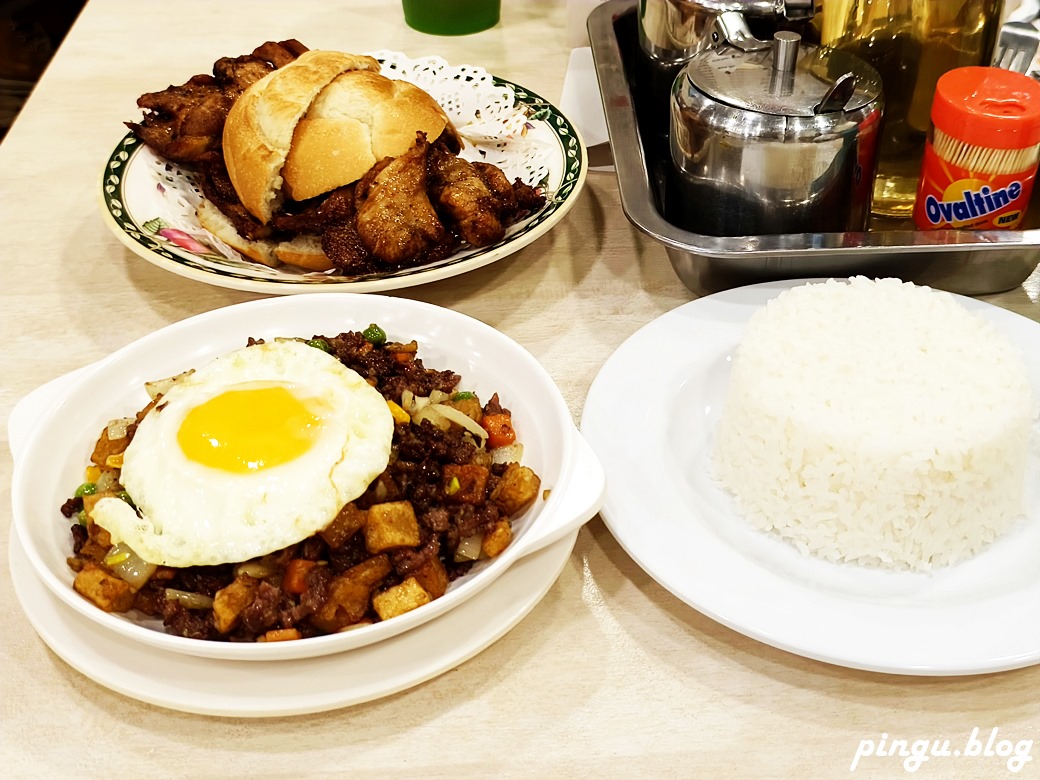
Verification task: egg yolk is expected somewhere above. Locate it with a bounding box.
[177,383,327,472]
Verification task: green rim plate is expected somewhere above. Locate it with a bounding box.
[99,77,587,294]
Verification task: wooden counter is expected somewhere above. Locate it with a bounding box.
[1,1,1037,776]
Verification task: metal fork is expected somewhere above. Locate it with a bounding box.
[992,20,1040,74]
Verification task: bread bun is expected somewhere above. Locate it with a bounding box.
[222,50,381,223]
[196,199,282,267]
[273,234,331,271]
[282,70,455,202]
[196,200,334,272]
[215,47,467,273]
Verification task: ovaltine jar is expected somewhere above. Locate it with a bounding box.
[913,66,1040,231]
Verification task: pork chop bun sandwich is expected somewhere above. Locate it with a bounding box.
[197,49,465,271]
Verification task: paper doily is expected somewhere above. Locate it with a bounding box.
[368,49,555,187]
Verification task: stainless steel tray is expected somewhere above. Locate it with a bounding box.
[588,0,1040,296]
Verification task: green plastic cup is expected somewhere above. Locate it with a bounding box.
[402,0,501,35]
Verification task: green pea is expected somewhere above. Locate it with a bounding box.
[306,338,331,352]
[74,482,97,498]
[451,391,476,401]
[362,323,386,347]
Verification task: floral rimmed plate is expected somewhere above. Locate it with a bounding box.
[98,52,587,294]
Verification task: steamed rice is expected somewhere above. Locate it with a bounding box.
[712,277,1036,571]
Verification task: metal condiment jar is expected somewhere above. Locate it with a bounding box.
[668,22,884,236]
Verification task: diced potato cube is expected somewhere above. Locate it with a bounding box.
[443,463,489,505]
[73,563,135,612]
[365,501,420,553]
[481,519,512,559]
[490,463,541,516]
[258,628,301,642]
[89,426,132,467]
[346,554,393,587]
[212,575,259,634]
[319,502,368,549]
[311,578,372,632]
[372,577,431,621]
[337,619,374,632]
[411,555,449,599]
[310,556,391,633]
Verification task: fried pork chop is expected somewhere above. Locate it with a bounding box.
[126,39,309,164]
[126,43,547,274]
[355,133,452,265]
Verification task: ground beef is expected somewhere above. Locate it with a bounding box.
[69,523,88,554]
[164,600,218,640]
[239,581,288,635]
[391,536,440,578]
[60,497,82,518]
[169,565,235,598]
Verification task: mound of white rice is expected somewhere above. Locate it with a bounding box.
[712,277,1036,571]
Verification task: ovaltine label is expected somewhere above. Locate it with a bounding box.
[913,142,1037,230]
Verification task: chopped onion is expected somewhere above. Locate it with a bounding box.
[144,369,193,400]
[234,556,279,579]
[427,404,488,442]
[491,442,524,465]
[401,389,415,412]
[95,470,119,493]
[164,589,214,610]
[454,533,483,562]
[413,404,450,431]
[429,390,450,404]
[106,417,135,440]
[104,542,157,590]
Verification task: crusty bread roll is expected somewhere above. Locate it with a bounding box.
[282,70,455,202]
[273,234,330,271]
[196,199,282,267]
[222,50,381,223]
[213,47,467,272]
[197,200,332,272]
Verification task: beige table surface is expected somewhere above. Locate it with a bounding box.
[2,1,1039,777]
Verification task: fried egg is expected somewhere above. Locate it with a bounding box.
[91,340,394,567]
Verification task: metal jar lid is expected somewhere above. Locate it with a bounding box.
[683,31,882,117]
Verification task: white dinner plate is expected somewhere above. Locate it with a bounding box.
[99,53,587,294]
[9,524,577,717]
[581,279,1040,676]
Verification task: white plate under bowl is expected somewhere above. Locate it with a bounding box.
[9,523,577,718]
[99,55,587,295]
[10,294,605,661]
[581,279,1040,676]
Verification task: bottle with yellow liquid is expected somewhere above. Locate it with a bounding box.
[815,0,1003,218]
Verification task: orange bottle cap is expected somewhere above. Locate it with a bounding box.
[931,66,1040,150]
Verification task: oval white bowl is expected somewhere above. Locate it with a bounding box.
[11,294,605,661]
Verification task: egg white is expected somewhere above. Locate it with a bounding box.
[91,340,394,567]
